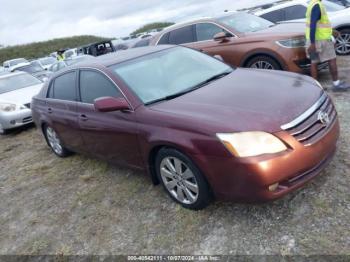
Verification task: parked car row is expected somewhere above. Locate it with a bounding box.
[0,0,346,209]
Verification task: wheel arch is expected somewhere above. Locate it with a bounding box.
[241,50,285,70]
[334,24,350,32]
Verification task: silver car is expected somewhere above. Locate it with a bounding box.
[0,72,43,134]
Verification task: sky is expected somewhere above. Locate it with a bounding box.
[0,0,276,46]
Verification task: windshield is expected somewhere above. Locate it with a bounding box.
[110,47,233,104]
[9,58,27,67]
[218,12,274,33]
[324,0,346,11]
[0,74,41,94]
[39,57,56,65]
[17,63,44,73]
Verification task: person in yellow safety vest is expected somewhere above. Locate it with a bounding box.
[306,0,349,91]
[57,50,65,61]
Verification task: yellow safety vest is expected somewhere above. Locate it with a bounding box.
[57,54,65,61]
[306,0,332,41]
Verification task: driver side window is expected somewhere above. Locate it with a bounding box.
[79,70,122,104]
[196,23,231,41]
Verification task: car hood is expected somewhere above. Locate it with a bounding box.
[0,83,43,105]
[149,69,323,133]
[243,23,305,39]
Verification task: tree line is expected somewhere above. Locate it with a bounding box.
[0,35,108,64]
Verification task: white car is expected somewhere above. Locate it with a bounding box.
[3,58,29,71]
[35,57,57,70]
[249,0,350,55]
[0,72,43,134]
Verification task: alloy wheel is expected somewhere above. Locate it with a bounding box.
[46,127,63,155]
[250,61,274,70]
[160,157,199,205]
[336,33,350,55]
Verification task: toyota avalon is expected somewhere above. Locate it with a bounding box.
[31,46,339,210]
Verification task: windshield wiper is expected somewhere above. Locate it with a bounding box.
[145,70,232,105]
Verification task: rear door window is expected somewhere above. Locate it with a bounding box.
[168,25,195,45]
[158,32,170,44]
[51,71,77,101]
[79,70,122,104]
[260,9,285,23]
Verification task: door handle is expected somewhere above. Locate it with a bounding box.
[79,114,89,122]
[48,108,53,114]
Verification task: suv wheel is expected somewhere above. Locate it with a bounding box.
[156,148,212,210]
[44,125,71,157]
[246,55,282,70]
[336,29,350,56]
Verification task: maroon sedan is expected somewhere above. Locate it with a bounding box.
[31,45,339,210]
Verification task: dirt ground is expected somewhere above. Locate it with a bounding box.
[0,57,349,256]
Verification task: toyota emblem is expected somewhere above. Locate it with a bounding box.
[317,111,330,126]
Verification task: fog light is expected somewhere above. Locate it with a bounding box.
[268,183,279,192]
[10,120,16,125]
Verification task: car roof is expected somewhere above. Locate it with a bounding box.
[244,0,307,15]
[75,45,175,67]
[4,58,27,63]
[0,71,26,79]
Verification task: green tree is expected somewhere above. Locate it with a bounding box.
[0,35,111,63]
[131,22,175,36]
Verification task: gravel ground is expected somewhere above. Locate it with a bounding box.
[0,57,349,256]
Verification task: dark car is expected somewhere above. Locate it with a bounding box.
[77,40,116,57]
[13,61,52,82]
[32,46,339,210]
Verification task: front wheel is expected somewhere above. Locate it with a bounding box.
[0,123,7,135]
[335,29,350,56]
[156,148,212,210]
[246,55,282,70]
[44,125,71,157]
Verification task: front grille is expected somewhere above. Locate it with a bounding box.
[22,117,32,123]
[282,94,337,146]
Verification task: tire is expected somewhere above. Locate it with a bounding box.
[335,28,350,56]
[0,123,8,135]
[155,148,212,210]
[246,55,282,70]
[43,125,71,157]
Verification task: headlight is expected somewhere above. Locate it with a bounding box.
[276,37,306,48]
[0,103,25,112]
[0,103,17,112]
[217,132,287,157]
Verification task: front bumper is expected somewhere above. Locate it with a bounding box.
[0,109,33,131]
[192,118,340,202]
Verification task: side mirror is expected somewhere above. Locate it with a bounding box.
[94,97,130,112]
[213,32,231,43]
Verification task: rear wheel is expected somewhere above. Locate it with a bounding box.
[335,29,350,56]
[44,125,71,157]
[246,55,282,70]
[156,148,212,210]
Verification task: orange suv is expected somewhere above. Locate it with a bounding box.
[151,12,326,73]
